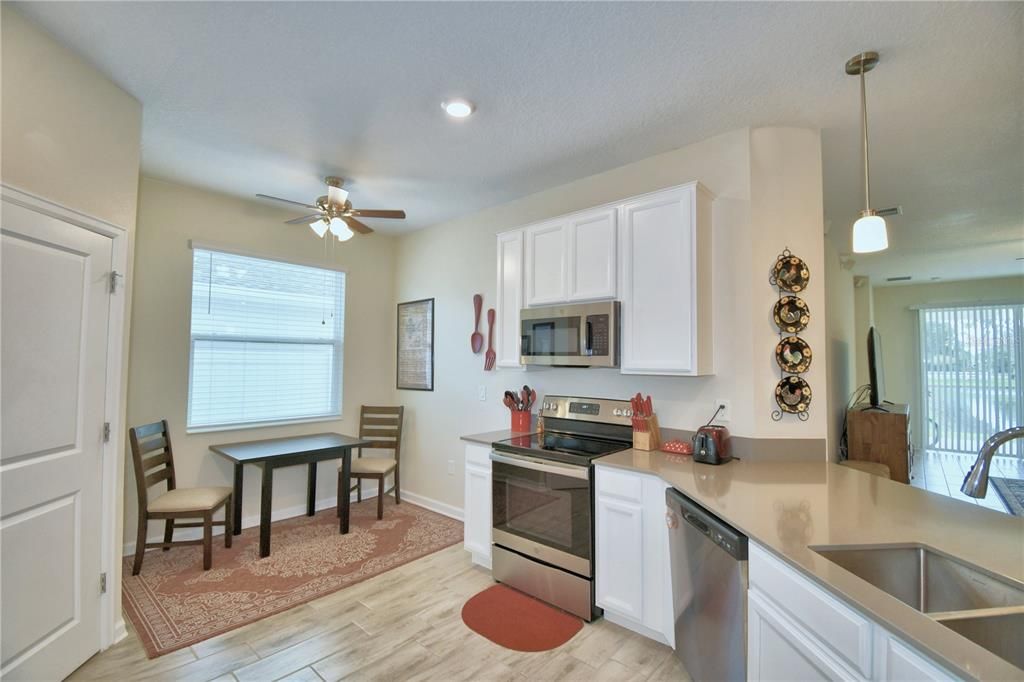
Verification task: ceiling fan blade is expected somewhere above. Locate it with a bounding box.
[351,209,406,219]
[343,216,374,235]
[256,193,320,210]
[284,213,325,225]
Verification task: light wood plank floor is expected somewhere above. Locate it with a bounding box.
[71,544,689,681]
[911,449,1022,514]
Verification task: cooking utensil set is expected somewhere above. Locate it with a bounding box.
[504,385,536,413]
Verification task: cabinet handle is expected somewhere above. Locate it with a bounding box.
[665,510,679,530]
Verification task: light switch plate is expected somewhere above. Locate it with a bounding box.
[478,385,487,401]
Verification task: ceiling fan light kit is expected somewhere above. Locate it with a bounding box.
[258,176,407,241]
[847,50,889,254]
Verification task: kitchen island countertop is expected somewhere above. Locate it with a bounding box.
[596,449,1024,680]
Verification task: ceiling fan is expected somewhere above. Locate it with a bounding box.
[256,176,406,241]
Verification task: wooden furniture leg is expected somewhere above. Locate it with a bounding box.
[306,461,317,516]
[202,513,213,570]
[162,519,174,551]
[259,462,273,557]
[224,495,233,548]
[377,475,384,520]
[394,467,401,505]
[339,450,351,535]
[132,511,147,575]
[232,462,244,536]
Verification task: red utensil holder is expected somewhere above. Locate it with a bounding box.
[511,410,531,433]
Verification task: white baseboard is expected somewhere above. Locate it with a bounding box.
[399,489,464,521]
[123,487,464,556]
[113,618,127,645]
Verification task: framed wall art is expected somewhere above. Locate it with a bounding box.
[397,298,434,391]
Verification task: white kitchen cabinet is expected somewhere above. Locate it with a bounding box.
[567,207,617,301]
[595,465,674,646]
[495,230,524,369]
[524,219,568,306]
[748,541,958,682]
[619,182,713,375]
[874,630,956,682]
[463,444,492,568]
[748,590,863,682]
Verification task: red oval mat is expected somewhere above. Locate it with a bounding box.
[461,584,583,651]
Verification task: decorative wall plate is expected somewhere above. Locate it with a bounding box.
[775,376,812,413]
[775,336,812,373]
[773,254,810,292]
[773,296,810,333]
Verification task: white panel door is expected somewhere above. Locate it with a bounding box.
[495,230,524,369]
[567,208,617,301]
[620,187,696,374]
[1,201,111,680]
[463,445,492,566]
[524,220,567,306]
[595,495,644,620]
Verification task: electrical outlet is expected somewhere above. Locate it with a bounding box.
[447,459,455,475]
[714,399,732,423]
[478,385,487,402]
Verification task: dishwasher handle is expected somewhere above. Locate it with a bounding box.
[666,487,748,560]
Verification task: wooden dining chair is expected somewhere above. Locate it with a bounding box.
[129,420,233,575]
[338,406,405,520]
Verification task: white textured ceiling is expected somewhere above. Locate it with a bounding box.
[13,2,1023,281]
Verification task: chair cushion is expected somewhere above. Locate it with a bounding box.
[346,457,397,475]
[149,486,232,513]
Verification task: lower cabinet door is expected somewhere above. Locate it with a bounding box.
[875,630,956,682]
[463,450,492,566]
[595,495,644,620]
[748,590,865,682]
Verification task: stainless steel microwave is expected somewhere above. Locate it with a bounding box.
[520,301,619,368]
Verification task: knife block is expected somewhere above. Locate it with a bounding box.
[632,415,661,451]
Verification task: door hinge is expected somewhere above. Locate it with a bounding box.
[109,270,123,294]
[103,422,111,443]
[100,572,107,594]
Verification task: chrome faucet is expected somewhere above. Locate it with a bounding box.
[961,426,1024,498]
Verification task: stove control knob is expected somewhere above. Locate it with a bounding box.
[612,408,622,416]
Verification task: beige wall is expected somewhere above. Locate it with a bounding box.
[392,127,829,510]
[2,3,143,634]
[871,275,1024,448]
[824,240,856,461]
[1,6,142,230]
[124,176,397,546]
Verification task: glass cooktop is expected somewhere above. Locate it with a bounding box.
[492,431,630,466]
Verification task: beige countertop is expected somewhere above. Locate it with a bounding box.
[460,429,535,446]
[596,450,1024,680]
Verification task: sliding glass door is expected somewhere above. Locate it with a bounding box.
[919,304,1023,457]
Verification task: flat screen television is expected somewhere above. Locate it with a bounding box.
[867,326,886,407]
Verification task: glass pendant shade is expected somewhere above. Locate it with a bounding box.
[329,217,354,242]
[309,219,329,238]
[852,213,888,253]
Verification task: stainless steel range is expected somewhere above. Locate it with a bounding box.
[490,395,633,620]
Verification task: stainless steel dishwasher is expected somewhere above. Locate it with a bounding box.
[666,487,748,681]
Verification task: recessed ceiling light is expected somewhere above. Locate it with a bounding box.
[442,99,474,119]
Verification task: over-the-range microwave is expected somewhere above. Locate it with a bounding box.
[520,301,619,368]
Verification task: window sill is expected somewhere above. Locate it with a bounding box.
[186,413,343,435]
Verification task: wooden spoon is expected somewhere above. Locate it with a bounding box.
[484,308,496,370]
[470,294,484,354]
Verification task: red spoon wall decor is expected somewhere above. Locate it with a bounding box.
[470,294,484,354]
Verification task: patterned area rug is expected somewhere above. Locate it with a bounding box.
[122,499,462,658]
[991,477,1024,516]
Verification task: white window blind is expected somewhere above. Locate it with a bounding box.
[187,247,345,430]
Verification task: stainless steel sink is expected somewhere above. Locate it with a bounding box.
[813,543,1024,613]
[813,543,1024,670]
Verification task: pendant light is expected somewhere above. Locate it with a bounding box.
[847,51,888,253]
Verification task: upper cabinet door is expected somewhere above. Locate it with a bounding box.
[567,208,617,302]
[524,220,568,306]
[496,230,525,369]
[620,183,713,375]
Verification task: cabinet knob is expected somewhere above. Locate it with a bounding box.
[665,511,679,530]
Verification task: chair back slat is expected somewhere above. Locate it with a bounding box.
[129,419,177,507]
[357,406,404,462]
[144,468,172,488]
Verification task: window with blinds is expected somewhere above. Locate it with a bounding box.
[919,303,1023,457]
[187,247,346,430]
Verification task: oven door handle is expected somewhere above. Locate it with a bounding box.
[489,451,590,480]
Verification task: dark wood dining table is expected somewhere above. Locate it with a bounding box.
[209,432,370,557]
